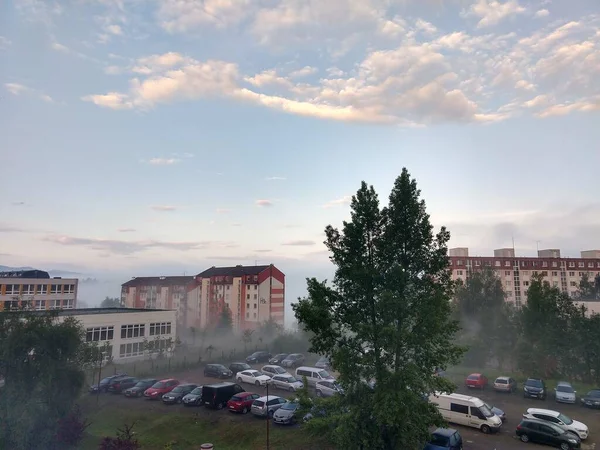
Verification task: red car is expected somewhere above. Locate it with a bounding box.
[144,378,180,399]
[227,392,261,414]
[465,373,488,390]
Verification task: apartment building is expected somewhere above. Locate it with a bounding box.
[0,269,78,311]
[449,247,600,312]
[120,276,195,330]
[51,307,177,363]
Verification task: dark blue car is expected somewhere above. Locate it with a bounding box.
[424,428,463,450]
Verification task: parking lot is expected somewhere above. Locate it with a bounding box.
[95,363,600,450]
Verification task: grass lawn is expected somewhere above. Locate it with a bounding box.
[78,396,333,450]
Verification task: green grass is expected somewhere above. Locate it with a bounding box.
[78,396,333,450]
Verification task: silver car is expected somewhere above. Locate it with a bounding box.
[260,365,289,378]
[315,380,344,397]
[273,401,299,425]
[251,395,287,418]
[315,356,330,370]
[555,381,577,404]
[268,374,304,392]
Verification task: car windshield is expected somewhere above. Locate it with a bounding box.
[318,370,331,378]
[253,400,265,407]
[152,382,165,388]
[429,434,450,446]
[496,379,507,384]
[237,364,251,370]
[215,365,227,370]
[557,413,573,425]
[281,402,298,411]
[190,387,202,395]
[285,377,298,383]
[249,371,260,376]
[467,375,479,380]
[134,381,149,387]
[275,354,287,359]
[171,386,185,393]
[250,353,261,357]
[557,385,574,393]
[273,367,286,374]
[231,395,245,401]
[526,379,543,388]
[99,378,112,385]
[479,404,494,418]
[587,390,600,398]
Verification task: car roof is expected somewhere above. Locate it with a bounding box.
[433,428,457,437]
[261,365,280,368]
[159,378,177,383]
[178,383,196,387]
[495,376,510,380]
[231,361,248,365]
[526,377,543,381]
[526,408,559,417]
[255,395,282,401]
[235,392,254,397]
[556,381,572,386]
[468,373,482,376]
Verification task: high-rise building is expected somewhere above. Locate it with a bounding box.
[449,248,600,312]
[0,269,78,311]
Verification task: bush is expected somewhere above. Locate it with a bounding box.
[55,406,89,448]
[99,423,140,450]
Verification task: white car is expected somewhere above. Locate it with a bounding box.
[554,381,576,404]
[236,369,271,387]
[523,408,589,440]
[261,365,289,377]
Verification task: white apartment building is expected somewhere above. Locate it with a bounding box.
[0,269,78,311]
[53,307,177,363]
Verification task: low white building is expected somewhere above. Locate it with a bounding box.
[54,307,177,363]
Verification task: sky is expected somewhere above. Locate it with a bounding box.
[1,0,600,319]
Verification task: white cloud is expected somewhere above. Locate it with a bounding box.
[51,42,69,53]
[5,83,30,95]
[117,228,136,233]
[323,195,352,208]
[534,9,550,18]
[282,240,316,246]
[256,199,274,207]
[104,65,122,75]
[150,205,177,211]
[265,176,286,181]
[158,0,252,33]
[289,66,318,78]
[415,18,437,35]
[462,0,526,28]
[0,36,11,49]
[215,208,230,213]
[146,157,180,165]
[82,92,133,109]
[106,24,123,35]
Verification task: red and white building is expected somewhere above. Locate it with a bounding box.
[121,264,285,332]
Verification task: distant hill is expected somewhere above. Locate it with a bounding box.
[0,265,85,278]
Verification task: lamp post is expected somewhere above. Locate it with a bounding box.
[266,379,270,450]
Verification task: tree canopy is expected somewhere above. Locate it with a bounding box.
[100,297,121,308]
[293,168,464,450]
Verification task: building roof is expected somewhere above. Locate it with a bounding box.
[196,265,271,278]
[0,269,50,279]
[121,276,194,288]
[38,307,174,317]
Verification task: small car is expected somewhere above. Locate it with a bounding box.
[273,400,299,425]
[89,374,128,394]
[423,428,463,450]
[236,369,271,386]
[182,386,204,406]
[523,408,589,440]
[260,365,289,377]
[144,378,180,399]
[124,379,158,398]
[580,389,600,408]
[251,395,287,418]
[516,418,581,449]
[555,381,577,404]
[493,376,517,393]
[524,378,547,400]
[315,356,330,370]
[229,362,252,374]
[483,401,506,422]
[246,351,272,364]
[227,392,261,414]
[268,353,289,365]
[465,373,487,390]
[316,380,344,398]
[108,376,138,394]
[268,374,304,392]
[281,353,305,368]
[162,383,198,404]
[204,364,233,379]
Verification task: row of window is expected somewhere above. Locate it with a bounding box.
[149,322,172,336]
[87,326,115,342]
[1,284,76,295]
[452,260,600,269]
[121,324,144,339]
[119,338,170,358]
[457,270,599,279]
[1,299,74,310]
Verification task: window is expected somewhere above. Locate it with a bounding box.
[475,260,481,266]
[568,262,575,268]
[50,284,61,294]
[254,303,257,309]
[64,284,75,294]
[49,299,62,309]
[35,300,45,311]
[552,261,558,267]
[505,261,511,267]
[494,261,500,267]
[86,326,114,342]
[119,341,145,358]
[450,403,469,414]
[542,261,548,267]
[456,260,462,265]
[253,313,257,318]
[149,322,172,336]
[5,284,19,295]
[505,271,511,276]
[553,281,559,287]
[506,281,512,287]
[246,294,250,300]
[578,262,585,268]
[456,270,463,276]
[246,303,249,309]
[253,275,258,281]
[63,299,74,309]
[226,285,230,290]
[552,271,558,276]
[524,281,529,286]
[570,281,577,287]
[578,272,585,277]
[22,284,34,295]
[246,312,249,319]
[36,284,47,295]
[253,294,257,299]
[121,324,145,339]
[522,271,529,276]
[568,271,575,277]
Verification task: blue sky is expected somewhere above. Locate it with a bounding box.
[1,0,600,313]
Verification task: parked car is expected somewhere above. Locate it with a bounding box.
[261,365,289,377]
[516,418,581,449]
[315,356,330,370]
[281,353,305,368]
[268,353,289,365]
[251,395,287,418]
[493,376,517,393]
[465,373,488,390]
[268,374,304,392]
[182,386,204,406]
[246,351,272,364]
[524,378,547,400]
[144,379,180,400]
[204,363,233,379]
[89,374,128,393]
[273,400,299,425]
[483,402,506,422]
[162,383,198,405]
[108,376,139,394]
[580,389,600,409]
[555,382,577,404]
[295,367,335,387]
[423,428,463,450]
[227,392,261,414]
[523,408,589,440]
[124,379,158,398]
[202,382,245,409]
[316,380,344,398]
[429,392,502,434]
[229,362,252,374]
[236,369,271,387]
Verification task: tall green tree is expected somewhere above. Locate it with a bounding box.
[293,168,464,450]
[0,310,92,449]
[576,273,600,300]
[100,297,121,308]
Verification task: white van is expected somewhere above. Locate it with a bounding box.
[429,392,502,434]
[295,366,335,387]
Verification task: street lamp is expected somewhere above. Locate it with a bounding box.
[266,379,270,450]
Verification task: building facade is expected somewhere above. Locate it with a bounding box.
[0,269,78,311]
[53,307,177,363]
[449,248,600,312]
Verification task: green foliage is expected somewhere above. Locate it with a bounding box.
[216,304,233,334]
[257,318,282,341]
[293,168,464,450]
[100,297,121,308]
[0,310,93,449]
[576,273,600,300]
